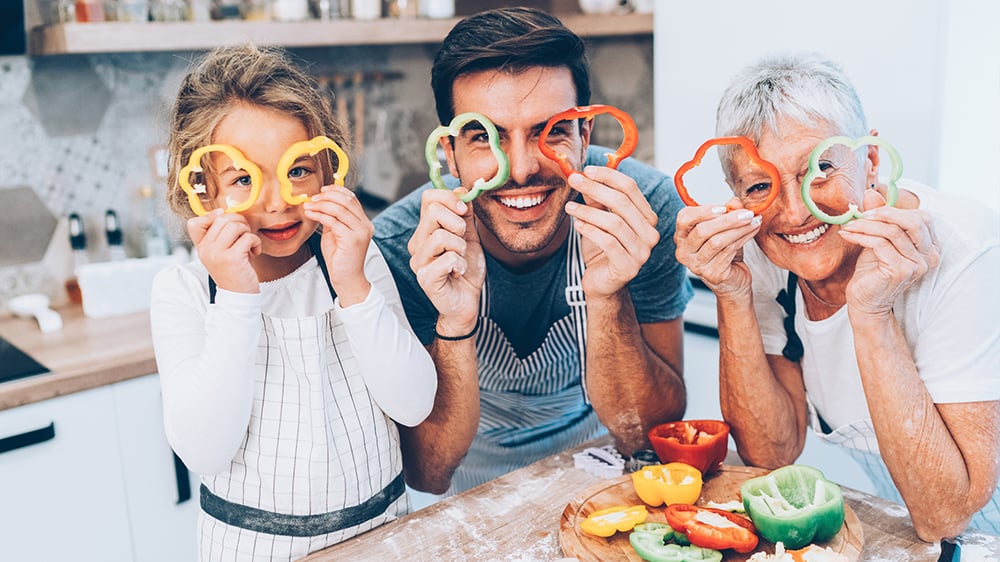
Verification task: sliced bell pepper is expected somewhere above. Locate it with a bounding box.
[631,463,703,507]
[648,420,730,475]
[538,104,638,177]
[674,136,781,215]
[664,504,759,554]
[740,465,845,550]
[579,504,648,537]
[629,522,723,562]
[424,111,510,203]
[276,135,349,206]
[801,135,901,225]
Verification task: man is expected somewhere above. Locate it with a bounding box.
[374,7,693,494]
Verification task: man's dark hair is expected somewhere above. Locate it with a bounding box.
[431,6,591,124]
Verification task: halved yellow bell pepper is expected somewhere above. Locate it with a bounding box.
[579,505,648,538]
[631,463,703,507]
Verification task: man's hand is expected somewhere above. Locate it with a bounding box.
[564,166,660,300]
[186,209,261,294]
[407,188,484,335]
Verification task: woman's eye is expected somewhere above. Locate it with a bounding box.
[818,161,834,173]
[747,182,770,195]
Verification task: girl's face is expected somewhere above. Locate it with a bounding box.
[208,103,322,262]
[728,116,878,282]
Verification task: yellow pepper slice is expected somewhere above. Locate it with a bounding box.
[178,144,263,216]
[277,135,350,206]
[631,463,703,507]
[579,504,648,538]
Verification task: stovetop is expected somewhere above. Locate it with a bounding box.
[0,336,49,384]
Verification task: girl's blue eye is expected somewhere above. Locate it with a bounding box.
[288,166,309,179]
[234,175,253,187]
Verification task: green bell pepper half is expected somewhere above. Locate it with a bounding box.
[740,464,845,550]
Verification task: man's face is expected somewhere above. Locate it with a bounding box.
[445,66,590,269]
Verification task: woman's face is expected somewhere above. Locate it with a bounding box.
[729,116,878,281]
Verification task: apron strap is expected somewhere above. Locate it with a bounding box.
[775,271,804,362]
[209,231,335,304]
[564,219,589,403]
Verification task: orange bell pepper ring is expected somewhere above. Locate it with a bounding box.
[631,462,703,507]
[178,144,263,216]
[579,504,648,538]
[538,104,638,177]
[674,136,781,215]
[276,135,350,206]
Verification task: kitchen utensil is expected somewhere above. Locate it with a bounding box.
[8,293,63,333]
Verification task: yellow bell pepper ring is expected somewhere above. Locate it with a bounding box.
[579,504,648,538]
[631,463,703,507]
[178,144,263,216]
[277,136,350,206]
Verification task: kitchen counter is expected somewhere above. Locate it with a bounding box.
[0,305,155,411]
[300,436,1000,561]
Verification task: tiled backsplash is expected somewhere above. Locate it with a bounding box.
[0,35,653,307]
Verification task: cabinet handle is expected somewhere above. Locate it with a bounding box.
[0,422,55,455]
[172,450,192,504]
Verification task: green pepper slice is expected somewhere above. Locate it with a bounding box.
[424,111,510,203]
[629,522,722,562]
[740,464,845,550]
[801,135,901,225]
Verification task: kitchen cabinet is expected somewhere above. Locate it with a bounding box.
[26,12,652,55]
[0,374,198,562]
[0,385,133,561]
[113,374,199,562]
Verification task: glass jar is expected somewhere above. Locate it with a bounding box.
[150,0,186,20]
[114,0,150,21]
[239,0,270,19]
[271,0,309,21]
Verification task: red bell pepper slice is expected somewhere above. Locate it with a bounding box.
[664,504,759,554]
[538,104,638,177]
[673,136,781,215]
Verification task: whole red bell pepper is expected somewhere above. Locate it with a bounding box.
[664,504,759,554]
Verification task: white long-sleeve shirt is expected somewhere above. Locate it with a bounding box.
[150,241,436,475]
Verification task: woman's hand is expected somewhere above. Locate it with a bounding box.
[839,189,940,315]
[303,185,373,306]
[673,198,761,300]
[407,188,484,338]
[186,209,261,294]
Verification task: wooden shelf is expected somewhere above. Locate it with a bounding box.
[28,13,651,55]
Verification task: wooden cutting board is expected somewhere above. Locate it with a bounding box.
[560,465,864,561]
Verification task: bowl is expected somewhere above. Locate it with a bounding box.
[648,419,730,475]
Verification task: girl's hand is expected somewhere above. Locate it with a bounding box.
[186,209,261,294]
[673,197,761,300]
[303,185,373,306]
[839,189,940,315]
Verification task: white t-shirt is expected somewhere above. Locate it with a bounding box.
[745,179,1000,430]
[150,240,436,474]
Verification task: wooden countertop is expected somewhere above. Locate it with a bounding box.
[300,437,1000,561]
[0,305,155,411]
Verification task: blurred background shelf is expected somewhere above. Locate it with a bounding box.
[28,12,651,55]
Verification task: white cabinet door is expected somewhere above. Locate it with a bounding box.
[0,386,133,562]
[112,374,199,562]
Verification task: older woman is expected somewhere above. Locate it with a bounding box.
[675,53,999,540]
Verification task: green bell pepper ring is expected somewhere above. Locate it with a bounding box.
[740,464,845,550]
[424,111,510,203]
[801,135,901,225]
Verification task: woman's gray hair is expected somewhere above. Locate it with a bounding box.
[716,53,868,144]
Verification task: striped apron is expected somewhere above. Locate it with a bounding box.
[198,244,406,561]
[451,222,603,492]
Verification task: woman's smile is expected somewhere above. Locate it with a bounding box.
[780,223,830,245]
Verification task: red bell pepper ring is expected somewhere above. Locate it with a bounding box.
[664,504,759,554]
[674,136,781,215]
[538,104,638,177]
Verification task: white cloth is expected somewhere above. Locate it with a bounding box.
[150,241,436,559]
[744,179,1000,532]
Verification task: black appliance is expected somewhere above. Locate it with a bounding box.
[0,336,49,384]
[1,2,27,56]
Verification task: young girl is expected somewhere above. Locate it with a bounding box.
[150,45,437,561]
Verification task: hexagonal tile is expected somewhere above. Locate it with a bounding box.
[0,186,58,267]
[0,57,31,104]
[23,56,111,137]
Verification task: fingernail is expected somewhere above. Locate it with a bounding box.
[711,206,727,214]
[566,201,578,212]
[568,173,583,187]
[456,201,468,213]
[751,215,762,227]
[736,210,754,221]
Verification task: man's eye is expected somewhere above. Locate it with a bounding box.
[470,132,490,143]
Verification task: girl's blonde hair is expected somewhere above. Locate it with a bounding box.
[166,44,347,219]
